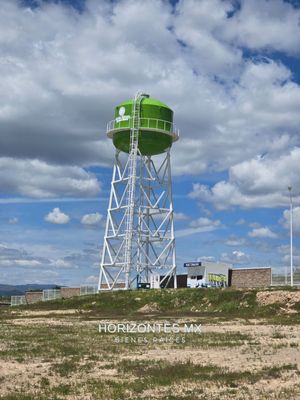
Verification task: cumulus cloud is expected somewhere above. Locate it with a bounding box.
[174,0,300,77]
[0,0,299,191]
[174,212,189,221]
[176,216,221,238]
[1,0,300,286]
[281,206,300,236]
[44,207,70,224]
[224,236,246,246]
[174,0,242,78]
[190,217,221,228]
[190,148,300,209]
[0,243,73,269]
[278,244,300,265]
[198,256,216,262]
[0,158,100,198]
[222,0,300,54]
[0,244,31,267]
[221,250,251,264]
[63,246,101,269]
[49,259,72,268]
[81,212,103,226]
[249,226,278,239]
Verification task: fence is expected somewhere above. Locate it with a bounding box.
[43,289,61,301]
[106,117,179,137]
[11,295,26,306]
[272,267,300,286]
[80,285,98,296]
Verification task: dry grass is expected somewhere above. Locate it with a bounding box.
[1,288,300,399]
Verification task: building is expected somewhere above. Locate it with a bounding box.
[151,273,187,289]
[150,263,272,290]
[184,261,232,288]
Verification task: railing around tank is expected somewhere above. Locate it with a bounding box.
[106,117,180,137]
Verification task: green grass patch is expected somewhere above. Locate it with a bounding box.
[4,287,300,323]
[117,359,298,388]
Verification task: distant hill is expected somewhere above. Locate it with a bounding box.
[0,284,58,296]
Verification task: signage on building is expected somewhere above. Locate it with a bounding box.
[184,262,202,268]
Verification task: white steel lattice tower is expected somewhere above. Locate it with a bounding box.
[98,92,179,290]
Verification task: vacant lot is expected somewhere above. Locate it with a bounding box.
[0,288,299,399]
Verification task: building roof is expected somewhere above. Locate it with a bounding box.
[231,267,271,270]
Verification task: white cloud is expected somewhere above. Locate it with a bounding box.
[190,217,221,228]
[281,206,300,236]
[176,226,217,238]
[8,217,18,224]
[44,208,70,224]
[190,148,300,209]
[197,256,215,262]
[174,212,189,221]
[49,259,73,269]
[174,0,242,78]
[221,250,251,264]
[0,0,299,189]
[0,242,84,271]
[0,243,43,268]
[81,212,103,226]
[278,244,300,265]
[249,227,278,239]
[1,0,299,285]
[224,236,246,246]
[0,158,100,198]
[222,0,300,55]
[176,216,221,238]
[6,259,42,268]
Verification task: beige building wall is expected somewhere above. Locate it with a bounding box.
[231,267,271,288]
[60,287,80,299]
[25,291,43,304]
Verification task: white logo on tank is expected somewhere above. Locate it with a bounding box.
[116,106,130,123]
[119,106,125,116]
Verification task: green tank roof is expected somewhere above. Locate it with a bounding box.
[117,97,171,109]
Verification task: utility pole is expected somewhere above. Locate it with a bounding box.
[288,186,293,286]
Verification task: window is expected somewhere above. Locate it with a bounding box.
[197,275,203,280]
[190,276,196,279]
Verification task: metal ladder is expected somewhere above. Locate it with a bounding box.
[123,92,149,289]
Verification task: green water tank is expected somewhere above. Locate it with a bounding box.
[106,96,178,156]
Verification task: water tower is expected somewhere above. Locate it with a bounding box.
[98,92,179,290]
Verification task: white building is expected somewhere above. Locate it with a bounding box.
[150,273,161,289]
[185,261,232,288]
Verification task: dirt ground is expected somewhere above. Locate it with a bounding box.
[0,308,300,399]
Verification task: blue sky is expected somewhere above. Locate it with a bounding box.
[1,0,300,286]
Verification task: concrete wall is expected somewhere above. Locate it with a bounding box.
[25,291,43,304]
[231,268,271,288]
[100,283,125,290]
[24,288,81,305]
[60,287,80,299]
